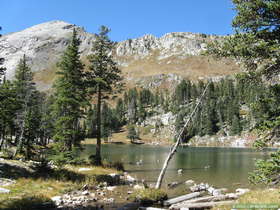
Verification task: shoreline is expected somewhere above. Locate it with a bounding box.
[82,138,279,150]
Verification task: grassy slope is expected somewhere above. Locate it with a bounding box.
[33,52,240,92]
[0,160,119,209]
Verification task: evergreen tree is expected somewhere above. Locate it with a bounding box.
[85,105,97,138]
[52,29,87,152]
[115,98,126,125]
[87,26,123,165]
[13,55,38,158]
[101,102,111,142]
[127,124,139,142]
[127,88,138,123]
[0,80,19,150]
[207,0,280,185]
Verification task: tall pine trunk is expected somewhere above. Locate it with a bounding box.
[95,85,102,165]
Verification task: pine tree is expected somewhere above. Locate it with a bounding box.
[87,26,123,165]
[52,29,87,152]
[127,124,139,142]
[0,80,19,150]
[101,102,111,142]
[13,55,37,158]
[127,88,138,123]
[115,98,126,125]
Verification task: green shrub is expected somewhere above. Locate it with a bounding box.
[130,188,168,205]
[47,147,86,167]
[249,150,280,185]
[1,196,55,210]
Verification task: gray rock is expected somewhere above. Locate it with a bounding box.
[0,187,10,193]
[0,20,221,92]
[236,188,250,195]
[185,180,195,185]
[212,189,222,196]
[81,190,89,195]
[167,181,179,188]
[51,196,62,205]
[189,183,208,192]
[133,184,144,190]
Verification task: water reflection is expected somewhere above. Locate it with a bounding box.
[82,144,272,196]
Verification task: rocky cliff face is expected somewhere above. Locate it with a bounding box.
[0,20,239,90]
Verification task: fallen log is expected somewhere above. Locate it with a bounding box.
[163,192,201,206]
[169,200,235,209]
[139,208,167,210]
[170,194,238,209]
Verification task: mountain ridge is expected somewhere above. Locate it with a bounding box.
[0,20,240,90]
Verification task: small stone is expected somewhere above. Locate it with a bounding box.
[213,189,222,196]
[226,193,238,199]
[127,191,133,194]
[82,190,89,195]
[207,187,215,194]
[133,184,144,190]
[126,175,136,183]
[185,180,195,185]
[51,196,62,205]
[104,198,115,203]
[236,188,250,195]
[167,181,179,188]
[107,186,116,191]
[0,187,10,193]
[177,169,183,174]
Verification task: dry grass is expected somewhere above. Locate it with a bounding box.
[82,125,171,145]
[212,188,280,210]
[0,160,119,209]
[32,50,240,93]
[119,53,239,81]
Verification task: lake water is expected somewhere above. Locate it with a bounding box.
[82,144,273,196]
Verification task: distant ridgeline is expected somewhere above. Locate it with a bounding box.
[85,76,280,142]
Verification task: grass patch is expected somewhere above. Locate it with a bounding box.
[212,188,280,210]
[0,195,55,210]
[0,160,120,209]
[130,188,168,205]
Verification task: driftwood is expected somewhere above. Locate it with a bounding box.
[169,200,235,209]
[163,192,201,206]
[169,194,238,209]
[155,83,210,189]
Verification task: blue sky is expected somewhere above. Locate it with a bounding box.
[1,0,236,41]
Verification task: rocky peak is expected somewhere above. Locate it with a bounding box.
[0,20,95,79]
[115,32,212,60]
[0,21,239,90]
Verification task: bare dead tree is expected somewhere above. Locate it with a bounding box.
[155,82,210,189]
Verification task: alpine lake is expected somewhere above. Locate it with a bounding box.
[81,144,274,197]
